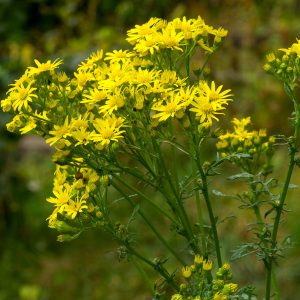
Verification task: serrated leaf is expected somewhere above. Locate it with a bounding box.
[231,243,258,260]
[227,172,253,181]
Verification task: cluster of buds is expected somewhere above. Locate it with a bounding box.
[263,38,300,84]
[170,256,238,300]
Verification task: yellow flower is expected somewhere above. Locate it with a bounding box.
[156,27,184,52]
[152,93,186,122]
[91,115,125,147]
[182,266,192,278]
[99,91,125,115]
[20,119,37,134]
[27,58,62,76]
[10,81,37,111]
[46,117,71,146]
[82,88,106,104]
[6,115,24,132]
[194,254,203,265]
[171,294,183,300]
[190,81,232,125]
[280,38,300,56]
[73,70,94,89]
[134,68,159,87]
[126,17,165,45]
[203,259,213,271]
[71,128,93,146]
[134,33,160,56]
[200,81,232,104]
[47,184,72,212]
[78,50,103,71]
[64,196,88,219]
[105,50,134,63]
[170,17,197,39]
[189,96,224,125]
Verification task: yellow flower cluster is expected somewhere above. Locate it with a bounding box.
[1,16,231,235]
[263,38,300,84]
[47,165,100,226]
[216,117,274,158]
[171,256,238,300]
[127,17,228,56]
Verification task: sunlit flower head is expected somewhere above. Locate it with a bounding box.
[28,58,62,76]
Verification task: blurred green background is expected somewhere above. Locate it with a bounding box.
[1,0,300,299]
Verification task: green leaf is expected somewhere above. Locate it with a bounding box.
[231,243,258,260]
[212,189,229,197]
[127,204,140,226]
[227,172,253,181]
[288,183,298,189]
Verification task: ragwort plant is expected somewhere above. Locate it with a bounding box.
[2,16,300,300]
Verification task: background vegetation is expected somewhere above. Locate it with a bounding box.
[1,1,300,299]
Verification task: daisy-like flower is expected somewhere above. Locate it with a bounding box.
[46,117,71,146]
[104,50,134,63]
[64,196,88,219]
[134,33,160,56]
[19,119,37,134]
[152,93,187,122]
[91,115,125,147]
[181,266,192,278]
[27,58,62,76]
[190,81,232,126]
[170,17,199,40]
[10,81,37,111]
[126,17,165,45]
[190,95,225,125]
[73,69,94,90]
[280,38,300,56]
[200,81,232,104]
[71,128,93,146]
[99,91,125,115]
[78,50,103,71]
[156,27,184,52]
[47,184,73,212]
[134,68,160,87]
[82,87,106,104]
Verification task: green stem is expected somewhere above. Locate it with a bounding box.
[126,243,178,291]
[265,149,296,300]
[115,176,179,225]
[131,254,155,293]
[191,149,206,253]
[169,121,179,193]
[249,182,280,298]
[265,85,299,300]
[194,141,223,267]
[112,180,185,265]
[103,213,178,291]
[152,138,197,252]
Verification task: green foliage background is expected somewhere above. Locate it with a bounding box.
[1,1,300,299]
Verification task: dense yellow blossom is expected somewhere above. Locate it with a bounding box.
[27,58,62,76]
